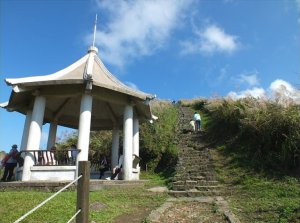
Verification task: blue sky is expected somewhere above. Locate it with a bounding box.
[0,0,299,152]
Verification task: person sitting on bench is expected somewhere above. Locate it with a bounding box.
[106,150,123,180]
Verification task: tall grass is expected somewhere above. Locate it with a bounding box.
[198,98,300,173]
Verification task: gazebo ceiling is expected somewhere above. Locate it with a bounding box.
[2,47,155,130]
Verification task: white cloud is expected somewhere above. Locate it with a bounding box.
[227,87,266,100]
[181,24,239,55]
[297,0,300,23]
[227,79,300,106]
[269,79,300,105]
[237,73,259,87]
[92,0,192,68]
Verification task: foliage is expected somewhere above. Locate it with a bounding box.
[57,131,112,166]
[140,100,179,173]
[204,98,300,172]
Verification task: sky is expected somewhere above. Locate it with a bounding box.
[0,0,299,152]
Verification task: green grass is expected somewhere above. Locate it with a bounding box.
[0,172,168,223]
[212,146,300,223]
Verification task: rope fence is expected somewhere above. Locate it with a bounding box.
[67,209,82,223]
[13,161,90,223]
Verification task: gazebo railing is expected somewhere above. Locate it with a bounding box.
[20,149,80,166]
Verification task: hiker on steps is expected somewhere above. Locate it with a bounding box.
[193,112,201,132]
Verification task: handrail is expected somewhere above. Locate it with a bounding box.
[14,175,82,223]
[20,149,80,166]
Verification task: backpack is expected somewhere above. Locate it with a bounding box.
[15,152,24,167]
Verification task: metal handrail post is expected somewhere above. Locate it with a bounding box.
[76,161,90,223]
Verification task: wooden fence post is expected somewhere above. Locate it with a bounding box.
[76,161,90,223]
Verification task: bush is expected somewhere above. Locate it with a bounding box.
[140,100,179,173]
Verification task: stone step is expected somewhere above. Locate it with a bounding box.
[178,156,212,161]
[172,184,222,191]
[173,179,219,186]
[176,166,213,171]
[174,171,215,176]
[195,185,223,191]
[179,150,210,156]
[173,177,216,182]
[176,161,213,166]
[168,190,222,197]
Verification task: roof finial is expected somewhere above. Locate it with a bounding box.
[92,14,98,47]
[88,14,98,54]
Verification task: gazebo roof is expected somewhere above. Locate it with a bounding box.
[2,46,155,130]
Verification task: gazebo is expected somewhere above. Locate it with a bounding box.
[1,45,155,181]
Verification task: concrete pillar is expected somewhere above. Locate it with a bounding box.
[123,105,133,180]
[133,117,139,156]
[132,116,140,180]
[111,126,120,169]
[47,122,57,150]
[76,94,93,171]
[20,110,32,152]
[22,96,46,181]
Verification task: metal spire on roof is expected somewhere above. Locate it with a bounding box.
[88,14,98,54]
[92,14,98,47]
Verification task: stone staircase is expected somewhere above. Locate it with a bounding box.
[169,106,222,197]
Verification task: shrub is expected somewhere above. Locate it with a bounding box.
[140,100,179,173]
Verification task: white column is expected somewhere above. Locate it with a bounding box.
[20,110,32,152]
[133,117,139,156]
[76,94,93,168]
[123,105,133,180]
[132,116,140,180]
[22,96,46,181]
[47,122,57,149]
[111,126,119,169]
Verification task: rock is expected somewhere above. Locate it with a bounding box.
[147,186,169,193]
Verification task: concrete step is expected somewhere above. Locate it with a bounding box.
[172,184,222,191]
[168,190,222,197]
